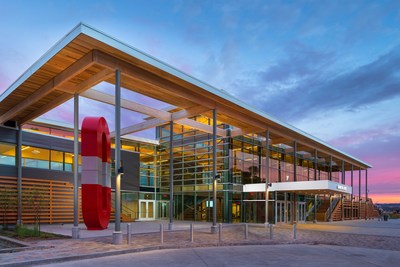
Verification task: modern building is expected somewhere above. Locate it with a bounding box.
[0,23,377,229]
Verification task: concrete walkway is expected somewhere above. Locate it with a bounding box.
[1,219,399,266]
[39,244,400,267]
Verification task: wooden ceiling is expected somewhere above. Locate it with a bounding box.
[0,23,371,171]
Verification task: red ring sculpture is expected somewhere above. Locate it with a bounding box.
[81,117,111,230]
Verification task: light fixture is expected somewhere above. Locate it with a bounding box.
[32,149,41,155]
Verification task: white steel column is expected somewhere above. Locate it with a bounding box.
[72,93,80,239]
[265,130,270,225]
[358,168,361,219]
[341,160,345,221]
[168,120,174,230]
[314,149,318,181]
[211,109,218,233]
[365,169,368,220]
[342,160,345,184]
[16,125,22,226]
[113,69,123,244]
[351,164,354,219]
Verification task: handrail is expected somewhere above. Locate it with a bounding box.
[325,197,340,221]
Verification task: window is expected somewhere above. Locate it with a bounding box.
[22,146,50,169]
[0,143,16,166]
[51,150,64,171]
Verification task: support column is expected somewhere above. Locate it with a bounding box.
[274,193,278,224]
[342,160,345,184]
[284,192,287,223]
[314,149,318,181]
[340,194,344,221]
[293,193,297,224]
[351,165,353,219]
[16,125,22,226]
[293,141,297,182]
[341,161,345,221]
[72,94,80,239]
[211,109,218,233]
[169,120,174,230]
[313,195,317,223]
[358,167,361,219]
[113,69,122,244]
[329,156,332,181]
[265,130,270,225]
[365,169,368,220]
[329,194,333,222]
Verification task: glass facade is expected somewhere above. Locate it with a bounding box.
[154,116,347,223]
[0,118,353,224]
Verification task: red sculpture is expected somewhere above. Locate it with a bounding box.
[81,117,111,230]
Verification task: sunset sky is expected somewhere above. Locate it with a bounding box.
[0,1,399,203]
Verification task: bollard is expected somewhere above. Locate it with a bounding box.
[190,223,194,242]
[218,223,222,242]
[127,223,131,244]
[264,223,269,237]
[160,223,164,244]
[245,223,248,240]
[269,224,273,240]
[293,223,297,240]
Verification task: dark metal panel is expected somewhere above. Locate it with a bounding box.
[0,165,17,176]
[111,150,140,191]
[22,131,75,152]
[0,126,17,143]
[21,167,74,182]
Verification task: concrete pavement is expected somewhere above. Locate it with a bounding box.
[38,244,400,267]
[1,219,399,266]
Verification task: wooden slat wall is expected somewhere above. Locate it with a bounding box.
[0,176,82,225]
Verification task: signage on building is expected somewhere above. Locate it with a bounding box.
[337,185,347,191]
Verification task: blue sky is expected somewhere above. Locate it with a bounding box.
[0,0,399,202]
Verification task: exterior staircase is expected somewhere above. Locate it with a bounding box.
[316,198,331,221]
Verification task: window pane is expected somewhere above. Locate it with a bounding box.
[22,146,50,169]
[0,143,16,166]
[51,150,64,171]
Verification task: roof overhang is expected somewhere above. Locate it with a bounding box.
[0,23,372,170]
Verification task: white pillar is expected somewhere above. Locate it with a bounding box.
[72,93,80,239]
[265,130,270,225]
[113,69,123,245]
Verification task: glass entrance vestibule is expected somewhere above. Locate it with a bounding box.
[244,192,308,224]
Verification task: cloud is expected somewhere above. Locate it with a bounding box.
[231,44,400,122]
[327,126,400,197]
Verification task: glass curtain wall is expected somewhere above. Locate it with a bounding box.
[157,115,235,222]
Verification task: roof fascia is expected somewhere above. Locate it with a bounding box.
[0,23,84,103]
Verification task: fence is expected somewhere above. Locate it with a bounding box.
[0,176,82,225]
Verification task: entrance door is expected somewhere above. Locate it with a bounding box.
[139,200,155,221]
[158,201,169,219]
[297,202,306,222]
[276,201,285,223]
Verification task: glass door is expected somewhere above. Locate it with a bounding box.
[158,201,169,219]
[139,200,155,221]
[276,201,285,223]
[297,202,306,222]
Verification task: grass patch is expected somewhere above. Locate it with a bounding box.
[0,225,66,240]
